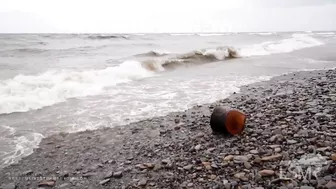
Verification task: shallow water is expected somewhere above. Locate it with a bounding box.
[0,32,336,168]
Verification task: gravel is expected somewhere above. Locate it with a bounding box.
[0,69,336,189]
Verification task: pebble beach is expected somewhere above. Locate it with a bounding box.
[0,68,336,189]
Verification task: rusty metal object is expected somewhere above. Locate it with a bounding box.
[210,106,246,135]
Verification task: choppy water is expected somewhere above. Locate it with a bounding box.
[1,31,336,168]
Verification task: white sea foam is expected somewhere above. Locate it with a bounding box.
[249,32,274,35]
[0,132,44,167]
[0,125,16,136]
[239,34,323,57]
[315,32,335,35]
[0,34,325,114]
[170,33,195,36]
[197,33,229,36]
[0,61,155,114]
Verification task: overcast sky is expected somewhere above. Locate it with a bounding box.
[0,0,335,33]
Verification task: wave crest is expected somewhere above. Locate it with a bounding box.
[88,35,129,40]
[0,61,154,114]
[138,47,241,72]
[135,50,170,57]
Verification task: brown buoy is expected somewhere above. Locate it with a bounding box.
[210,106,246,135]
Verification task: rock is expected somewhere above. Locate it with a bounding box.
[233,156,249,163]
[244,161,252,169]
[99,179,110,185]
[162,159,170,164]
[326,180,336,189]
[104,171,113,179]
[113,171,123,178]
[274,147,282,153]
[183,164,193,170]
[136,164,147,170]
[159,130,167,134]
[202,162,212,170]
[261,154,283,161]
[138,179,147,186]
[125,160,132,164]
[207,148,216,153]
[325,175,332,181]
[144,163,155,169]
[287,140,297,144]
[298,129,309,137]
[317,179,327,188]
[0,183,16,189]
[223,155,234,161]
[317,147,331,152]
[181,182,188,188]
[300,186,314,189]
[153,164,162,171]
[234,172,245,179]
[38,180,56,187]
[195,144,201,151]
[231,180,241,186]
[269,145,281,149]
[210,174,217,180]
[196,166,202,171]
[58,183,69,188]
[211,163,219,169]
[149,182,155,186]
[259,170,275,177]
[242,184,252,189]
[332,154,336,161]
[82,172,97,178]
[250,150,259,154]
[187,183,194,187]
[287,183,294,189]
[270,135,277,142]
[222,179,229,184]
[254,158,262,164]
[224,183,232,189]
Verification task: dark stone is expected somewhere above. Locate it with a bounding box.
[38,180,56,187]
[113,171,123,178]
[138,179,147,186]
[99,179,110,185]
[300,186,314,189]
[82,172,97,178]
[104,171,113,179]
[183,165,193,170]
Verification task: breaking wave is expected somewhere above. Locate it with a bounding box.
[135,50,171,57]
[249,32,274,35]
[138,34,323,71]
[0,61,154,114]
[170,33,195,36]
[239,34,323,56]
[140,47,240,71]
[315,32,335,35]
[197,33,230,36]
[0,33,324,114]
[88,34,129,40]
